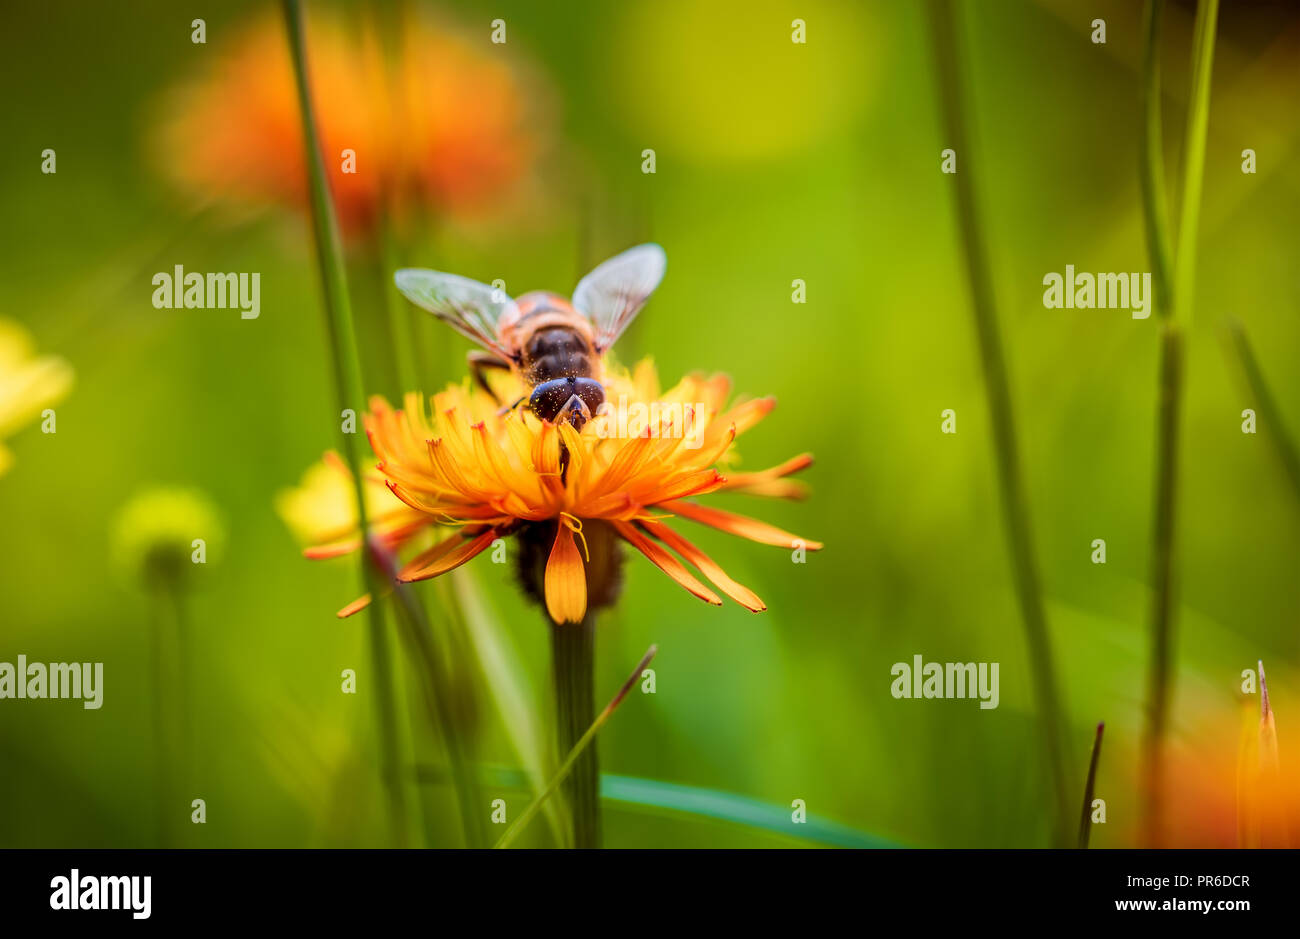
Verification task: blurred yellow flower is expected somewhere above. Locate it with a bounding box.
[302,360,820,624]
[276,451,430,556]
[0,319,72,477]
[154,8,548,235]
[112,488,224,589]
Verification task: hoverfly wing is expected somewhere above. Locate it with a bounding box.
[394,269,517,361]
[572,243,666,354]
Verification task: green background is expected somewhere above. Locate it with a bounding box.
[1,0,1297,848]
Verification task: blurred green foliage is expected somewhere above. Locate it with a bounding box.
[1,0,1297,848]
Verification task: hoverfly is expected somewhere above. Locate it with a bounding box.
[394,244,666,430]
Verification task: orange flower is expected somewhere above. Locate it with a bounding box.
[1151,664,1299,848]
[154,8,545,234]
[307,361,820,624]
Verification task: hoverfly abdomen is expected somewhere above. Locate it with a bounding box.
[529,376,605,430]
[523,326,594,384]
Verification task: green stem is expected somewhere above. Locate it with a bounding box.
[1173,0,1220,328]
[1143,325,1183,847]
[149,584,175,847]
[379,215,421,394]
[927,0,1071,845]
[282,0,410,846]
[551,616,600,848]
[1138,0,1218,847]
[1139,0,1174,317]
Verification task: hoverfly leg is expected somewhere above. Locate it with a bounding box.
[497,396,527,417]
[467,350,512,404]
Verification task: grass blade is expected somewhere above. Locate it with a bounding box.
[1077,722,1105,849]
[927,0,1071,844]
[417,763,900,849]
[1172,0,1220,327]
[281,0,410,845]
[495,645,657,848]
[452,567,568,845]
[601,775,900,849]
[1222,318,1300,505]
[1138,0,1219,846]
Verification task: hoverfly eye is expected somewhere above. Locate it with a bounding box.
[528,378,573,422]
[573,377,605,415]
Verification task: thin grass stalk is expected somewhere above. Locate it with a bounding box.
[1223,318,1300,504]
[282,0,410,846]
[926,0,1071,844]
[496,645,657,848]
[1077,722,1105,848]
[1139,0,1174,314]
[1138,0,1219,847]
[1142,324,1183,847]
[379,214,421,394]
[1173,0,1220,328]
[379,548,489,847]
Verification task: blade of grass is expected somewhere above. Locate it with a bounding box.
[452,567,568,845]
[1077,722,1105,848]
[1139,0,1174,315]
[600,775,900,849]
[1222,318,1300,504]
[374,548,488,847]
[1172,0,1220,328]
[495,645,657,848]
[417,763,901,849]
[927,0,1071,845]
[1138,0,1219,847]
[282,0,410,845]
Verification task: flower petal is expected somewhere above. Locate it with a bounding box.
[660,500,823,550]
[715,453,814,499]
[397,528,498,582]
[305,538,362,560]
[544,523,587,624]
[639,519,766,612]
[613,520,722,607]
[337,593,372,618]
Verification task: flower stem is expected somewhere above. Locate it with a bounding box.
[282,0,410,846]
[550,616,601,848]
[926,0,1071,845]
[149,584,175,846]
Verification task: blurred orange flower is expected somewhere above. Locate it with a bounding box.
[154,8,546,235]
[1154,666,1299,848]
